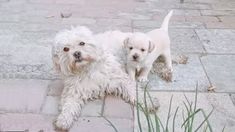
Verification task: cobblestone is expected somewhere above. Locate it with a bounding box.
[0,113,55,131]
[103,96,133,119]
[196,29,235,53]
[201,55,235,92]
[0,79,49,113]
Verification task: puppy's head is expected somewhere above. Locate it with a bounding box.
[124,32,155,63]
[52,26,100,76]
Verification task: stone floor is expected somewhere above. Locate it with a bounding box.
[0,0,235,131]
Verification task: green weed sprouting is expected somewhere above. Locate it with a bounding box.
[104,83,224,132]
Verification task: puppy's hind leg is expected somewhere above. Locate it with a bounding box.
[55,97,85,130]
[161,50,173,82]
[163,50,173,72]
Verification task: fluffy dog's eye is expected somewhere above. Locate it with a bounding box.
[63,47,70,52]
[129,47,133,50]
[141,48,145,52]
[79,42,85,46]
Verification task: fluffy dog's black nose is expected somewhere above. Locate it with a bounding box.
[73,51,81,58]
[133,54,138,60]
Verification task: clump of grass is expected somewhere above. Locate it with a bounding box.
[136,83,216,132]
[104,83,225,132]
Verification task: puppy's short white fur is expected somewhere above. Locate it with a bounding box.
[124,10,173,81]
[52,26,136,130]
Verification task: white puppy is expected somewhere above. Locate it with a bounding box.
[52,26,136,130]
[124,10,173,82]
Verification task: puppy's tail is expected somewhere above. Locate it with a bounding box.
[160,10,173,32]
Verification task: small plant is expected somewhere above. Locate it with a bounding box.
[136,83,217,132]
[104,83,225,132]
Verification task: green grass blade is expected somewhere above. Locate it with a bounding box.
[182,101,191,131]
[193,83,198,111]
[142,84,153,132]
[182,110,189,132]
[138,103,152,132]
[136,83,143,132]
[146,89,163,132]
[165,95,173,132]
[181,109,201,127]
[102,116,118,132]
[183,101,190,115]
[146,90,162,132]
[189,83,199,132]
[173,107,179,132]
[194,109,214,132]
[200,109,213,132]
[222,125,226,132]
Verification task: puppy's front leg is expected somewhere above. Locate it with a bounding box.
[127,65,136,81]
[137,66,151,82]
[55,97,84,130]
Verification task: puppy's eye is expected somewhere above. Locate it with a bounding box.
[129,47,133,50]
[79,42,85,46]
[63,47,69,52]
[141,48,145,52]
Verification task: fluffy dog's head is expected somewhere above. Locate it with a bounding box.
[52,26,101,76]
[124,32,155,63]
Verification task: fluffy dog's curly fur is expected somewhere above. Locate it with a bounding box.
[52,26,138,130]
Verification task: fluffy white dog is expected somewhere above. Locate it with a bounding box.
[123,10,173,82]
[52,26,158,130]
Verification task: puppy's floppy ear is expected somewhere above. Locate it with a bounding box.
[148,41,155,53]
[123,37,129,48]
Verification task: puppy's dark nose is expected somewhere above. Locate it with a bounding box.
[133,54,138,60]
[73,51,81,58]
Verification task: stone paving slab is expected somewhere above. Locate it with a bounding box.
[169,29,205,54]
[135,92,235,132]
[81,100,104,117]
[201,55,235,92]
[132,28,205,53]
[133,19,205,30]
[71,117,133,132]
[148,54,210,91]
[41,96,60,115]
[103,96,133,119]
[47,80,64,96]
[200,10,235,16]
[0,113,55,131]
[0,79,49,113]
[196,29,235,53]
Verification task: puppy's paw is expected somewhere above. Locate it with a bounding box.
[137,76,148,82]
[54,115,72,131]
[162,69,173,82]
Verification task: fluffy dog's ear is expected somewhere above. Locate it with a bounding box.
[123,37,129,48]
[52,55,61,72]
[148,41,155,53]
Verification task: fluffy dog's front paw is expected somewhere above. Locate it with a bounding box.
[54,114,72,131]
[137,76,148,82]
